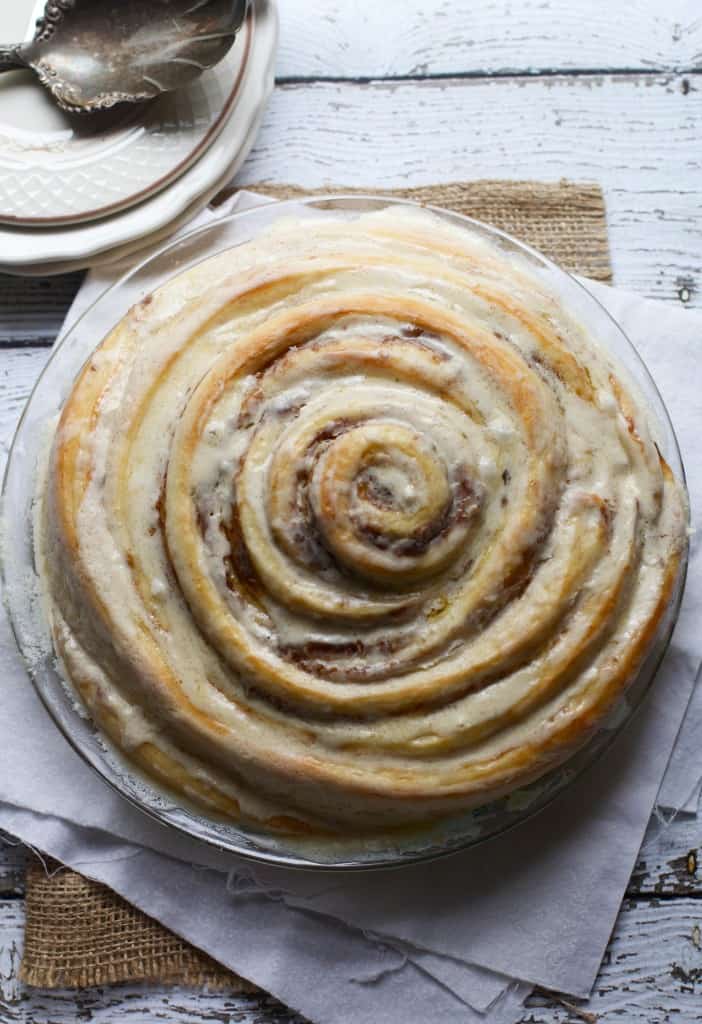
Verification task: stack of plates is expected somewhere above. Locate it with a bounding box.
[0,0,277,275]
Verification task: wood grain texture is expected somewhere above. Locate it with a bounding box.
[1,891,701,1023]
[0,274,82,348]
[0,842,25,899]
[0,899,299,1023]
[633,816,702,897]
[0,348,50,471]
[235,73,701,309]
[1,72,699,338]
[1,4,702,1017]
[276,0,702,79]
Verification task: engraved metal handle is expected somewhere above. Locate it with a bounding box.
[0,46,27,73]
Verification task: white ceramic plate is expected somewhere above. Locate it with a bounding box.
[0,0,276,272]
[0,0,253,226]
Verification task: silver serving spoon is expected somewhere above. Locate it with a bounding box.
[0,0,248,115]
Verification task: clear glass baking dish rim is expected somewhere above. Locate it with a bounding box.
[1,194,690,871]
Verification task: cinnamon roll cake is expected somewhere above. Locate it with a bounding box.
[39,207,687,832]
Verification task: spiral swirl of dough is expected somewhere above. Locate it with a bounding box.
[42,208,687,831]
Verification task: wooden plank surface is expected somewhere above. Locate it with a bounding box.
[276,0,702,78]
[1,881,700,1024]
[237,73,702,309]
[1,70,698,336]
[0,274,82,348]
[1,1,701,1021]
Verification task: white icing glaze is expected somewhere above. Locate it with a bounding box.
[39,208,688,832]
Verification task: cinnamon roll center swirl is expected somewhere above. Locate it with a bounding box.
[41,206,687,833]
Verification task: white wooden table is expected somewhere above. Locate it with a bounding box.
[1,2,701,1021]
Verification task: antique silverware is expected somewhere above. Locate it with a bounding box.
[0,0,248,115]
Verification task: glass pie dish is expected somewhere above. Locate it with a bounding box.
[1,196,689,869]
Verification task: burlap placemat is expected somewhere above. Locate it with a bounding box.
[221,180,611,281]
[20,858,253,990]
[19,178,612,992]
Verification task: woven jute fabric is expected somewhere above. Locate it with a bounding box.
[19,178,611,992]
[238,179,612,281]
[20,858,254,990]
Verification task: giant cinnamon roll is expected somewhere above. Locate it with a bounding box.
[40,207,687,831]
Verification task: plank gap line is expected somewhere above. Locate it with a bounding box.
[275,67,702,86]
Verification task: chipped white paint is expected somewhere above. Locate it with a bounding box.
[2,72,700,335]
[276,0,702,78]
[1,885,701,1023]
[1,0,702,1019]
[236,73,702,309]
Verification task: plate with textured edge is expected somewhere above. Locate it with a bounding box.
[0,103,269,277]
[0,0,253,226]
[1,197,689,869]
[0,0,275,270]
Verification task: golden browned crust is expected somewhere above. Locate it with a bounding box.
[40,209,687,832]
